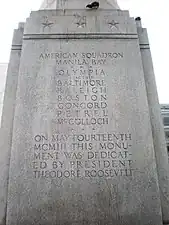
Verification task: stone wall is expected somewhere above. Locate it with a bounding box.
[0,63,7,126]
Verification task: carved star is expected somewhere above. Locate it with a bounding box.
[108,20,119,29]
[42,19,54,29]
[76,21,86,28]
[74,14,86,28]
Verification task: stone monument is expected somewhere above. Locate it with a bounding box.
[0,0,169,224]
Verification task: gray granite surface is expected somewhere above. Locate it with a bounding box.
[0,23,24,225]
[0,63,7,125]
[40,0,120,10]
[138,26,169,224]
[3,9,164,225]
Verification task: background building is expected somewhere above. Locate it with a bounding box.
[161,104,169,157]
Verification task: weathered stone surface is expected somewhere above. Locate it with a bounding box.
[40,0,120,10]
[0,23,24,225]
[25,10,134,35]
[5,9,163,225]
[0,63,7,125]
[137,25,169,224]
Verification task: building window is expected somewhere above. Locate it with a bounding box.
[163,117,169,126]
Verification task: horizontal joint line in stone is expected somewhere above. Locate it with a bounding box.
[11,48,22,51]
[140,43,149,46]
[24,33,137,36]
[23,34,138,40]
[12,45,22,47]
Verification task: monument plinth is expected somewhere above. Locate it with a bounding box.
[0,1,169,225]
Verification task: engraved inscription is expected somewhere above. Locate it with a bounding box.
[39,52,123,65]
[30,49,136,180]
[32,133,134,179]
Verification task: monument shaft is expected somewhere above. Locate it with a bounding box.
[0,23,24,225]
[0,3,167,225]
[137,25,169,224]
